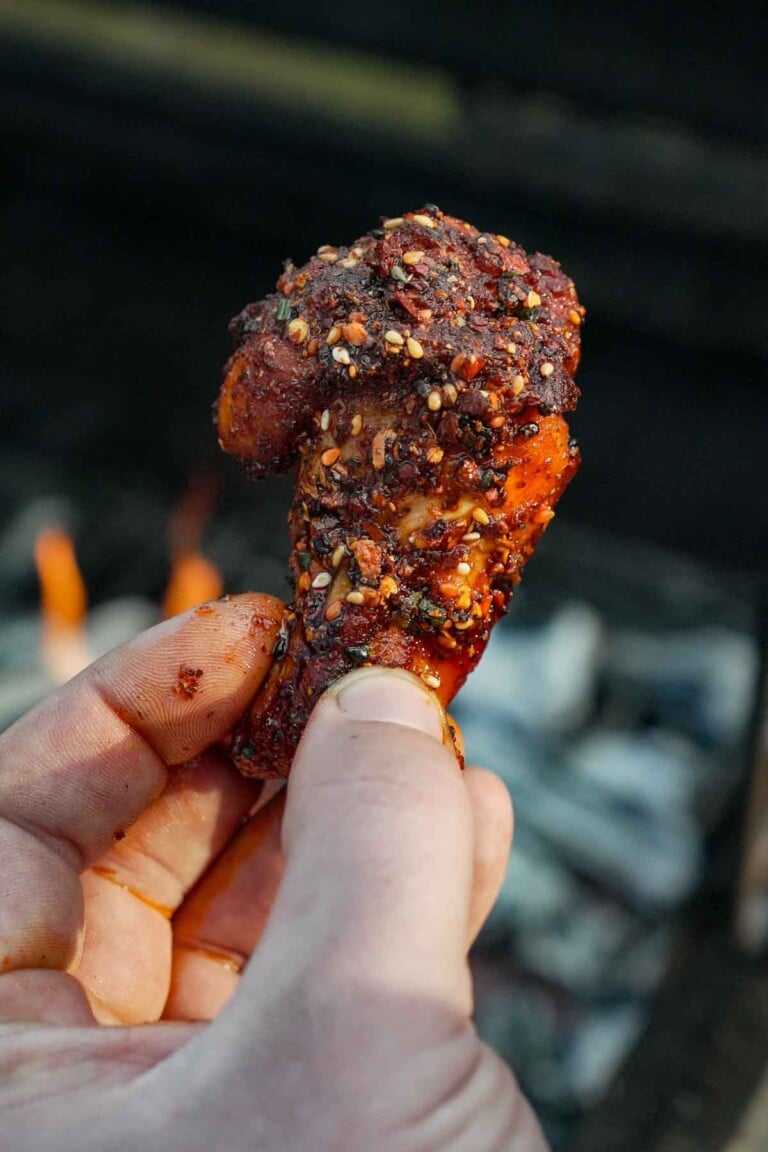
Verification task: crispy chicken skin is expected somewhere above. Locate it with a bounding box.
[218,206,583,778]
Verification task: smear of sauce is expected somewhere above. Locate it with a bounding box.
[172,664,203,699]
[174,939,245,974]
[90,866,174,919]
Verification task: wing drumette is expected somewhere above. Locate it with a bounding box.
[218,206,583,778]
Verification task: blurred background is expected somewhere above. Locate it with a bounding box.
[1,2,766,1149]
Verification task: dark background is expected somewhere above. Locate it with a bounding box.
[2,0,766,577]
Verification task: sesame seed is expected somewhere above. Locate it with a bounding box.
[462,531,481,542]
[540,361,555,377]
[427,390,442,412]
[348,364,357,378]
[339,256,358,269]
[321,448,341,467]
[326,326,342,345]
[382,217,403,230]
[343,321,367,345]
[454,619,474,631]
[496,234,510,247]
[384,329,404,346]
[403,250,424,266]
[332,346,351,365]
[422,672,441,689]
[457,562,471,575]
[320,409,330,431]
[456,589,472,610]
[536,508,555,525]
[569,309,582,325]
[311,571,332,589]
[287,317,308,344]
[406,336,424,359]
[443,382,458,406]
[317,251,338,263]
[317,244,333,254]
[525,290,542,309]
[350,413,363,435]
[472,507,491,526]
[331,544,346,568]
[506,342,517,354]
[512,375,525,395]
[372,427,393,470]
[490,414,505,428]
[325,599,343,621]
[438,633,458,650]
[412,214,436,229]
[426,445,444,464]
[346,590,365,605]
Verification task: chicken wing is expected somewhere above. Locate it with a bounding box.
[218,206,583,777]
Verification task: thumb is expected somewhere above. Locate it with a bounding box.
[261,667,474,1009]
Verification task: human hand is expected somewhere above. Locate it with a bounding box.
[0,593,549,1151]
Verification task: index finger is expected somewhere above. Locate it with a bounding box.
[0,593,282,972]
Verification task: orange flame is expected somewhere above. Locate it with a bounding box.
[34,528,91,682]
[162,471,223,617]
[162,550,223,618]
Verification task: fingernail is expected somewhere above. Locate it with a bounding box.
[334,667,445,742]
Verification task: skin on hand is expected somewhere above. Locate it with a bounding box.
[0,596,549,1152]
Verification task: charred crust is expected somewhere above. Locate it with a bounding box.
[218,207,582,474]
[218,208,583,778]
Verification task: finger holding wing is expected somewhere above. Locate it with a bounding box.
[0,593,283,1025]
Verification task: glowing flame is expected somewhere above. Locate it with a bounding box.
[162,471,223,617]
[34,473,223,687]
[34,528,91,682]
[162,550,223,617]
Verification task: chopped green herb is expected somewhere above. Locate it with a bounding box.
[297,551,311,571]
[346,644,370,666]
[418,597,444,618]
[276,298,292,321]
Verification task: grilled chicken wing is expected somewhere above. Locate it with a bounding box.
[218,207,583,778]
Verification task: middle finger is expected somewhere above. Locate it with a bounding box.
[74,750,263,1023]
[164,790,286,1021]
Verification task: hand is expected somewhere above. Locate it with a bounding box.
[0,594,548,1151]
